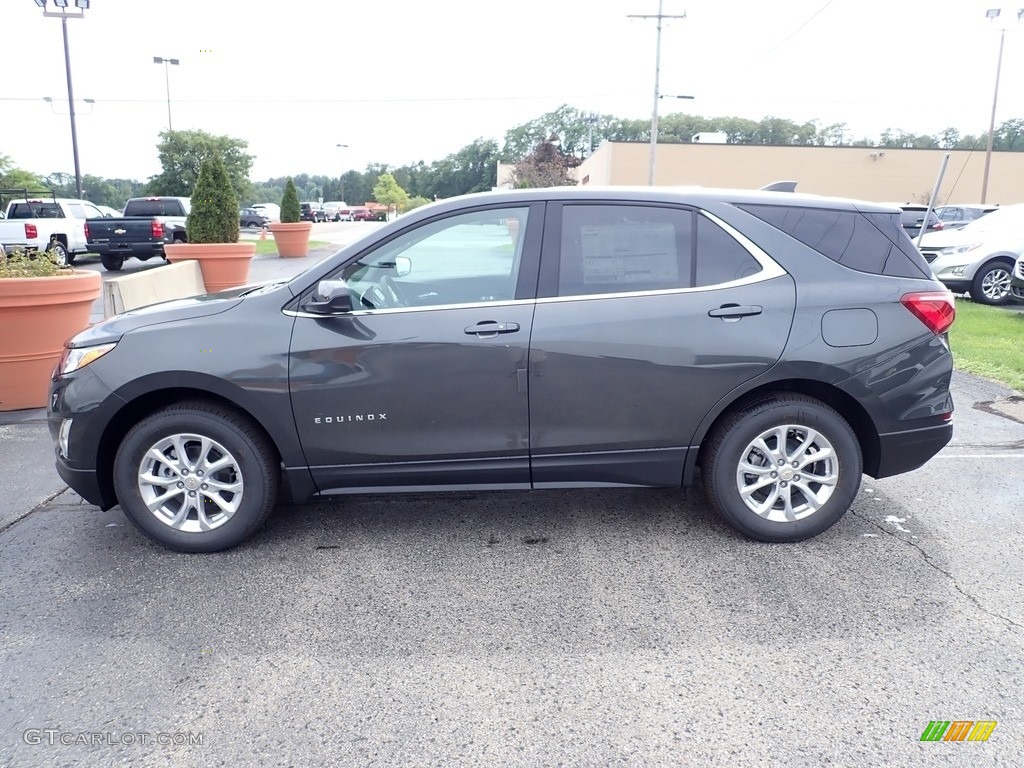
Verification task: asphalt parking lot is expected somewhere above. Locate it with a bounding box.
[1,368,1022,767]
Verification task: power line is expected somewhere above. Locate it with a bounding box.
[751,0,836,65]
[0,93,637,105]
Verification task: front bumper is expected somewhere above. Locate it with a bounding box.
[1010,263,1024,303]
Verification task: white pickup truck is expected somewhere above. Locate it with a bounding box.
[0,192,107,266]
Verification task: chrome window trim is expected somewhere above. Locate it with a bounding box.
[284,297,537,319]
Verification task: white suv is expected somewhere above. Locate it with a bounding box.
[918,203,1024,305]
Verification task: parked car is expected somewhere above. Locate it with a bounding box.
[250,203,280,222]
[334,208,356,222]
[885,204,944,241]
[85,196,190,272]
[321,201,348,221]
[351,207,376,221]
[919,203,1024,305]
[48,187,956,553]
[934,204,998,231]
[1011,252,1024,304]
[300,202,327,223]
[0,192,106,266]
[240,208,271,229]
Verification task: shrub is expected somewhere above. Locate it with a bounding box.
[186,152,239,244]
[280,178,300,223]
[0,247,63,278]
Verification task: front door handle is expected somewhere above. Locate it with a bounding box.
[464,321,521,336]
[708,304,763,319]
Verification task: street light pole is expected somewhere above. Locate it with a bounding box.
[60,15,83,199]
[980,8,1022,204]
[37,0,90,199]
[153,56,180,131]
[628,3,687,186]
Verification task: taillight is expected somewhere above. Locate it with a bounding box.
[83,221,90,238]
[901,291,956,334]
[151,219,164,238]
[25,223,38,239]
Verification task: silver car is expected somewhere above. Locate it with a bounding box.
[918,203,1024,305]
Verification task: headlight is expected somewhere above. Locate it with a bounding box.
[951,266,967,276]
[57,342,117,375]
[939,244,981,256]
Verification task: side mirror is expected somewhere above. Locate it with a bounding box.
[303,279,353,315]
[395,256,411,277]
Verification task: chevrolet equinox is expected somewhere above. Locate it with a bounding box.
[48,188,956,552]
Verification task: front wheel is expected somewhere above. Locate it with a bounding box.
[113,402,279,552]
[970,260,1013,305]
[701,395,862,542]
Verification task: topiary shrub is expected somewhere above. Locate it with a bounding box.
[186,152,239,244]
[280,178,300,223]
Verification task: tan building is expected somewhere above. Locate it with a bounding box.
[574,141,1024,206]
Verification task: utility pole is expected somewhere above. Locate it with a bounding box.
[629,2,687,186]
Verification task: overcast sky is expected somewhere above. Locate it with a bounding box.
[2,0,1022,184]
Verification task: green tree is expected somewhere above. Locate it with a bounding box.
[403,195,431,212]
[186,152,239,244]
[280,178,300,223]
[372,172,409,214]
[148,129,254,202]
[0,154,44,190]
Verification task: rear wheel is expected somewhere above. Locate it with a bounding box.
[970,260,1013,305]
[702,395,862,542]
[46,240,70,267]
[100,253,124,271]
[113,402,279,552]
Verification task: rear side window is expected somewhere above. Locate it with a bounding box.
[558,205,693,296]
[737,204,930,279]
[696,215,763,287]
[8,202,62,219]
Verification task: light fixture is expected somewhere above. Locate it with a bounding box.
[33,0,45,7]
[1018,8,1024,20]
[43,96,53,102]
[53,0,68,7]
[986,8,1001,18]
[75,0,89,8]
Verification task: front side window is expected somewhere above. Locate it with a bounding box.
[337,207,530,310]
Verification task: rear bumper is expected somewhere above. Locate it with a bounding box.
[873,421,953,479]
[89,242,166,259]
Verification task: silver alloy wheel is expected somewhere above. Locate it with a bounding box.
[138,433,244,532]
[735,424,839,522]
[981,267,1011,301]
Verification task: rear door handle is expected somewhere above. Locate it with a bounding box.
[708,304,762,319]
[464,321,520,336]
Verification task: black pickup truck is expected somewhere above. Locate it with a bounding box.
[85,196,190,271]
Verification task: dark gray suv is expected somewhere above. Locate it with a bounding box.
[48,188,956,552]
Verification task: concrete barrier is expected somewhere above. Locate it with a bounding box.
[102,261,206,318]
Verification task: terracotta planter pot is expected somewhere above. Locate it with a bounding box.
[268,221,314,258]
[0,270,102,411]
[164,242,256,292]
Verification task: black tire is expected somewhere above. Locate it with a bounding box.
[113,402,279,552]
[246,221,260,230]
[100,253,124,271]
[970,260,1013,306]
[66,252,77,265]
[47,240,70,267]
[702,394,862,542]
